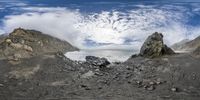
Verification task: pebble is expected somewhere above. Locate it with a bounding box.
[156,81,161,85]
[171,87,178,92]
[136,81,142,85]
[149,81,155,85]
[146,86,155,91]
[0,84,4,87]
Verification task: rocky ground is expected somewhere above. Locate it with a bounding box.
[0,30,200,100]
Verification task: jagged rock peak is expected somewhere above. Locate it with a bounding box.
[139,32,175,58]
[11,27,27,36]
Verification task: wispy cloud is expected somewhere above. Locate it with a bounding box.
[2,4,200,50]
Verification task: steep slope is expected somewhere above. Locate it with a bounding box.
[172,36,200,52]
[171,39,190,51]
[193,46,200,57]
[0,28,78,59]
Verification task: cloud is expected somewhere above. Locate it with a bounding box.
[1,5,200,50]
[0,29,4,35]
[21,7,68,12]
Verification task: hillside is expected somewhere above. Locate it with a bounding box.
[172,36,200,52]
[0,28,78,59]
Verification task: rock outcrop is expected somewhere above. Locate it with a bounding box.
[139,32,175,58]
[0,28,78,59]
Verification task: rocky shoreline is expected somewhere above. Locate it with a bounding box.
[0,29,200,100]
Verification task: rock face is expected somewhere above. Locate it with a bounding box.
[140,32,175,58]
[85,56,110,67]
[0,28,78,59]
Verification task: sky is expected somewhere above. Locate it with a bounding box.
[0,0,200,50]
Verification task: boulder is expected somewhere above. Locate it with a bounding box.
[85,56,110,67]
[140,32,175,58]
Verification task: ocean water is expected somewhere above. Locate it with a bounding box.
[65,49,137,62]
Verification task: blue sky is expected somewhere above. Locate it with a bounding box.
[0,0,200,50]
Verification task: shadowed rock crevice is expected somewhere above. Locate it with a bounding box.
[139,32,175,58]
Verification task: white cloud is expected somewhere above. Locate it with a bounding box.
[0,29,4,35]
[21,7,68,12]
[2,5,200,49]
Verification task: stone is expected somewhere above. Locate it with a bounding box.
[149,81,155,85]
[171,87,178,92]
[146,85,155,91]
[81,71,95,78]
[23,45,33,52]
[85,56,110,67]
[13,53,22,61]
[140,32,175,58]
[0,84,4,87]
[5,39,12,44]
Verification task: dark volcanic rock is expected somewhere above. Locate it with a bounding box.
[139,32,175,58]
[85,56,110,67]
[0,28,78,59]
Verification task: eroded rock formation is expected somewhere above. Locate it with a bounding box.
[139,32,175,58]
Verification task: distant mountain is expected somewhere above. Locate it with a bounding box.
[0,28,78,59]
[171,39,190,51]
[171,36,200,52]
[193,46,200,56]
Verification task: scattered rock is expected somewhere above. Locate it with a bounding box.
[85,56,110,67]
[139,32,175,58]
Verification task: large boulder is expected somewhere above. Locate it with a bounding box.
[85,56,110,67]
[139,32,175,58]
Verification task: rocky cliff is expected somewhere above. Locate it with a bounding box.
[0,28,78,60]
